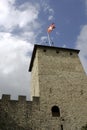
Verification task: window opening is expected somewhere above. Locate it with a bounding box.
[43,49,46,52]
[50,88,52,93]
[70,52,73,55]
[61,125,63,130]
[51,106,60,117]
[56,50,59,54]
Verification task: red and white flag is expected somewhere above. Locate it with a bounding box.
[47,23,55,33]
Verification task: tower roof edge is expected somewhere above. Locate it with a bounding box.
[29,44,80,72]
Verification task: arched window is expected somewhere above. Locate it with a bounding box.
[51,106,60,117]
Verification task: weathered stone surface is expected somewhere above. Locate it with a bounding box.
[30,45,87,130]
[0,95,33,130]
[0,45,87,130]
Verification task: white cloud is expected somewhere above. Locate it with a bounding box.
[76,25,87,74]
[48,15,54,21]
[40,36,49,45]
[75,0,87,74]
[0,0,41,99]
[0,32,33,99]
[62,44,67,48]
[48,8,54,21]
[0,0,40,31]
[0,32,33,74]
[40,36,47,42]
[0,0,55,99]
[40,0,54,21]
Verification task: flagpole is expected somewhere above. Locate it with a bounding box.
[47,32,51,46]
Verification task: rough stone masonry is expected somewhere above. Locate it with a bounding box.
[0,44,87,130]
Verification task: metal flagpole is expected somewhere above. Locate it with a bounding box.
[47,32,51,46]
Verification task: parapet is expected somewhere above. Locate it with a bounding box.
[2,94,11,101]
[18,95,26,102]
[0,94,40,104]
[0,94,28,102]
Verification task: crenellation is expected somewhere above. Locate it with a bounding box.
[2,94,11,101]
[0,95,39,130]
[18,95,26,102]
[0,44,87,130]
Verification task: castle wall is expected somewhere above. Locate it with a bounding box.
[31,51,40,100]
[37,47,85,74]
[33,46,87,130]
[0,95,39,130]
[0,45,87,130]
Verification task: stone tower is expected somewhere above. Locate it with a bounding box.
[29,44,87,130]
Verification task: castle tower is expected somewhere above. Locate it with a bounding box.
[29,44,87,130]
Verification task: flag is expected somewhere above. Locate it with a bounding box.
[47,23,55,33]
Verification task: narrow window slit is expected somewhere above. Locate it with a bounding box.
[61,125,63,130]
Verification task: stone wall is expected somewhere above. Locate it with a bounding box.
[0,95,39,130]
[0,45,87,130]
[31,51,40,100]
[30,45,87,130]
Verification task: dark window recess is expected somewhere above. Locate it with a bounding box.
[61,118,65,121]
[56,50,59,54]
[51,106,60,117]
[61,125,63,130]
[80,90,83,95]
[43,49,46,52]
[70,52,73,55]
[50,88,52,93]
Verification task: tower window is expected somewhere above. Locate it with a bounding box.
[61,125,63,130]
[70,52,73,55]
[43,49,46,52]
[50,88,52,93]
[56,50,59,54]
[51,106,60,117]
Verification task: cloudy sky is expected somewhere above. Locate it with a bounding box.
[0,0,87,100]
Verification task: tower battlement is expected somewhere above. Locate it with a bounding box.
[0,94,39,103]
